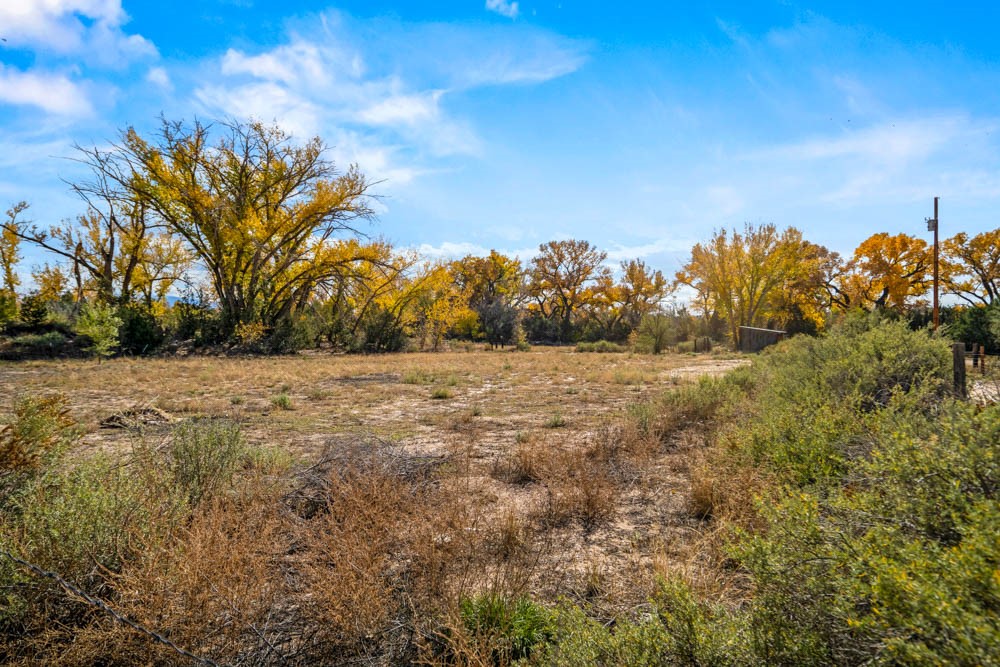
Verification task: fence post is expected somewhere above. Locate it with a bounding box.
[953,343,967,399]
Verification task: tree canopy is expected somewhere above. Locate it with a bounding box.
[87,118,375,334]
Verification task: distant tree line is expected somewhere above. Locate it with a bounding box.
[1,118,998,357]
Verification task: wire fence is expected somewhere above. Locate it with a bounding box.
[964,348,1000,405]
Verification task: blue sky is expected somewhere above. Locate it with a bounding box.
[2,1,999,282]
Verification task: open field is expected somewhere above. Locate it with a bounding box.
[5,322,995,664]
[1,347,744,619]
[0,347,744,460]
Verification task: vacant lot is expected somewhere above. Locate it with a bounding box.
[1,347,745,661]
[0,347,742,461]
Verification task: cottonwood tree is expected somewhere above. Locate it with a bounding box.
[765,241,837,334]
[942,229,1000,306]
[451,250,524,346]
[676,224,806,347]
[2,150,191,307]
[838,233,931,312]
[590,259,671,339]
[6,205,189,305]
[411,262,475,351]
[0,203,25,325]
[84,118,374,336]
[528,239,608,342]
[0,202,26,293]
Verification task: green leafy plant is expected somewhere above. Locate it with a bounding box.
[271,393,293,410]
[167,418,249,507]
[74,301,122,361]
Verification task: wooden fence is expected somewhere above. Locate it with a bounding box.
[954,342,996,401]
[738,327,786,353]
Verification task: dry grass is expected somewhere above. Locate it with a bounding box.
[0,348,748,664]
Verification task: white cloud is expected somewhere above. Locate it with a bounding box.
[486,0,520,20]
[0,64,92,115]
[194,82,322,138]
[146,66,172,91]
[221,42,331,85]
[183,11,584,195]
[415,241,491,259]
[766,118,959,164]
[0,0,156,66]
[357,91,442,126]
[604,238,696,263]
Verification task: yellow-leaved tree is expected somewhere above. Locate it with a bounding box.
[84,118,374,337]
[528,239,608,342]
[676,224,809,346]
[451,250,524,346]
[942,229,1000,306]
[410,262,475,351]
[838,233,931,312]
[589,259,671,339]
[0,202,26,294]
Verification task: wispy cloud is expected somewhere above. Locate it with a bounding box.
[357,91,443,127]
[146,66,172,91]
[0,65,93,116]
[415,241,492,259]
[486,0,520,20]
[604,238,698,263]
[192,11,586,186]
[761,116,979,165]
[0,0,156,67]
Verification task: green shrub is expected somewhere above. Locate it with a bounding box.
[667,317,996,665]
[74,301,122,361]
[264,315,317,353]
[116,303,164,355]
[0,290,16,331]
[10,330,68,352]
[167,289,225,345]
[675,340,696,353]
[17,293,47,327]
[545,412,566,428]
[0,455,155,628]
[576,340,627,353]
[628,372,745,442]
[402,369,434,384]
[271,393,294,410]
[735,402,1000,665]
[537,579,746,666]
[723,318,950,486]
[167,419,248,507]
[459,594,553,663]
[638,313,676,354]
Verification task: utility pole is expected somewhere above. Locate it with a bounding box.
[926,197,939,330]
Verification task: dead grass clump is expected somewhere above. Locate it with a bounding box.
[0,394,75,477]
[298,465,409,657]
[491,443,545,485]
[79,487,292,665]
[535,447,617,530]
[688,446,771,531]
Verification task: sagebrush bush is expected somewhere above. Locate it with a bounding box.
[676,318,997,665]
[0,455,156,634]
[166,418,249,508]
[575,340,627,353]
[0,394,76,481]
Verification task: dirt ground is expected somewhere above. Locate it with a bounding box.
[0,347,747,612]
